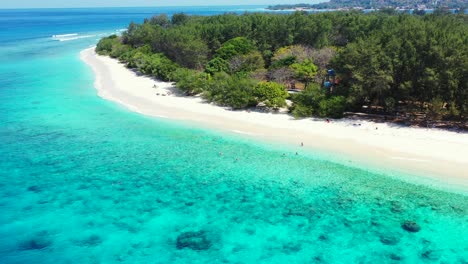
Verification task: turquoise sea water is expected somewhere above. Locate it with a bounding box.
[0,7,467,264]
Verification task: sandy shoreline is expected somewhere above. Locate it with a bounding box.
[80,47,468,193]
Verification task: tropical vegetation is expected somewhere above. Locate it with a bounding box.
[96,11,468,123]
[268,0,468,10]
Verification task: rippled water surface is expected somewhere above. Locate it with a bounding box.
[0,7,467,264]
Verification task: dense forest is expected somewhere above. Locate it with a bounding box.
[268,0,468,10]
[96,11,468,125]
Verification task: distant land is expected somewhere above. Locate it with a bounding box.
[268,0,468,10]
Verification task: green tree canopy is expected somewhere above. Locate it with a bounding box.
[253,81,288,108]
[290,59,318,86]
[99,11,468,121]
[215,37,256,60]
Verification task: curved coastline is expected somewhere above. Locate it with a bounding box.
[80,47,468,193]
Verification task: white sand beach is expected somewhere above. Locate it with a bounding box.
[81,47,468,192]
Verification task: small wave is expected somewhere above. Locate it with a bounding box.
[390,157,429,162]
[231,130,261,136]
[61,35,95,41]
[52,33,78,38]
[52,34,95,42]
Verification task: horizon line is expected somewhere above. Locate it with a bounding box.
[0,4,269,10]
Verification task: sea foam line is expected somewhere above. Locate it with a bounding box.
[52,33,78,38]
[52,34,95,42]
[231,130,262,136]
[390,157,429,162]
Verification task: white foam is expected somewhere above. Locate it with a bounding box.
[390,157,429,162]
[52,33,78,38]
[231,130,261,136]
[52,34,95,42]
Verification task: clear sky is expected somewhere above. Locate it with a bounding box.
[1,0,323,9]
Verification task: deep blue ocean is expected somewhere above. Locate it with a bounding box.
[0,6,467,263]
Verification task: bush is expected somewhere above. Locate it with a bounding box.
[147,54,179,81]
[426,97,447,120]
[96,35,119,55]
[125,51,147,69]
[228,51,265,74]
[318,96,346,118]
[291,104,313,119]
[172,68,208,95]
[253,81,288,108]
[215,37,256,60]
[109,43,131,58]
[290,85,345,118]
[203,73,257,109]
[205,57,229,75]
[290,84,325,113]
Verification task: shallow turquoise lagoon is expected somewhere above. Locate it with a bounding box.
[0,7,467,264]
